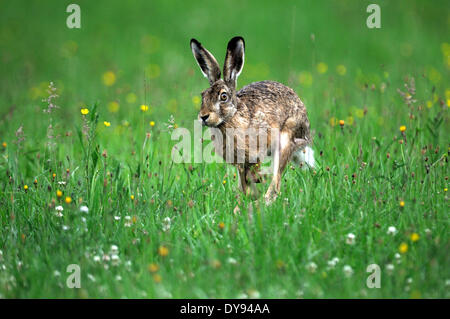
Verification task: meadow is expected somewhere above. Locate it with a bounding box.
[0,0,448,298]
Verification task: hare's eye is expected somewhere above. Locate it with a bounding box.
[220,92,228,102]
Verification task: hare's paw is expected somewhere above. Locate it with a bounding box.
[264,186,278,205]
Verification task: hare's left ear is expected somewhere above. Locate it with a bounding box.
[223,36,245,89]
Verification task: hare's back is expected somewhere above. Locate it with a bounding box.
[237,80,307,125]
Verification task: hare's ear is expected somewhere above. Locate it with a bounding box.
[223,36,245,89]
[190,39,221,85]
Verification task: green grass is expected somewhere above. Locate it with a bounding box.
[0,0,449,298]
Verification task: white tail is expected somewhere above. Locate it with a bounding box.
[292,146,315,169]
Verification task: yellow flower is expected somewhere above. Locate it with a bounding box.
[107,101,119,113]
[153,274,162,283]
[355,108,365,118]
[329,117,338,127]
[103,121,111,127]
[399,200,405,208]
[65,196,72,204]
[140,104,149,112]
[24,185,28,190]
[158,245,169,257]
[447,99,450,107]
[126,92,137,104]
[445,89,450,100]
[426,100,433,108]
[130,195,134,200]
[399,242,408,254]
[52,173,56,178]
[80,108,89,115]
[148,263,159,273]
[218,222,225,230]
[192,95,201,106]
[102,71,116,86]
[317,62,328,74]
[145,64,161,79]
[298,71,313,87]
[339,119,345,127]
[336,64,347,76]
[399,125,406,133]
[2,142,6,148]
[444,188,448,192]
[149,121,155,127]
[222,180,226,185]
[56,190,63,198]
[428,67,441,84]
[410,233,420,242]
[346,116,354,126]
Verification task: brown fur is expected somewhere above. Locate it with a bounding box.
[191,37,312,204]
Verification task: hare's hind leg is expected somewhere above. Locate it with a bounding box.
[264,130,294,204]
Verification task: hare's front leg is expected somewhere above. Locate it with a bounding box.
[237,164,248,194]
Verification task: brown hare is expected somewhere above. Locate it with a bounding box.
[190,36,314,204]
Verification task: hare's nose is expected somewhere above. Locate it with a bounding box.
[200,114,210,122]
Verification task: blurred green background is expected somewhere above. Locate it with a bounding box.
[0,0,449,298]
[1,0,448,141]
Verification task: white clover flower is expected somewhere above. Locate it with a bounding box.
[306,262,318,273]
[386,264,394,275]
[343,265,354,277]
[111,254,120,266]
[81,217,86,223]
[387,226,397,235]
[53,270,61,277]
[236,293,248,299]
[346,233,356,245]
[110,245,119,255]
[115,275,122,281]
[62,225,69,231]
[425,228,431,235]
[55,205,64,212]
[58,181,66,185]
[80,205,89,213]
[406,278,413,284]
[248,289,260,299]
[93,255,101,262]
[87,274,96,282]
[227,257,237,265]
[55,212,63,217]
[162,217,171,232]
[114,216,121,221]
[327,257,340,269]
[102,254,110,262]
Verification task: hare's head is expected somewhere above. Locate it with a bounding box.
[190,37,245,127]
